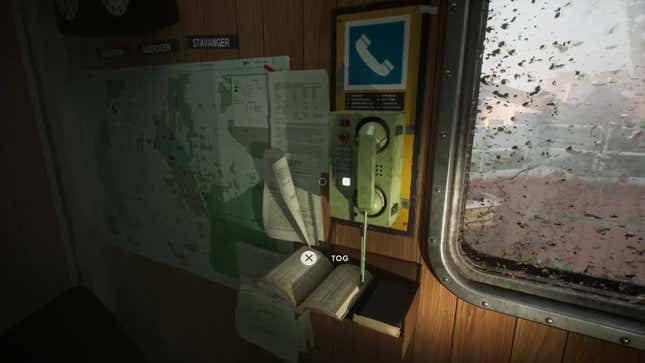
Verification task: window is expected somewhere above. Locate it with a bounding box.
[427,0,645,349]
[466,0,644,306]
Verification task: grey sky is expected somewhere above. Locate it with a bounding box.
[483,0,634,93]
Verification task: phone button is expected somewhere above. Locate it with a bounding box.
[339,133,349,143]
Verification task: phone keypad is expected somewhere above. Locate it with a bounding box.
[333,144,353,186]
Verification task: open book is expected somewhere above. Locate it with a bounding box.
[262,246,372,320]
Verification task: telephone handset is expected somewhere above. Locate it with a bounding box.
[330,112,405,228]
[355,34,395,77]
[356,121,387,215]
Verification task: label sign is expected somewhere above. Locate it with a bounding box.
[97,47,127,59]
[187,34,238,49]
[345,92,404,110]
[139,40,178,55]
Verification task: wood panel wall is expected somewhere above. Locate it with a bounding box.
[56,1,645,362]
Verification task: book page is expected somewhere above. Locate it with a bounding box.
[300,264,373,320]
[263,246,332,307]
[235,241,286,283]
[262,149,312,245]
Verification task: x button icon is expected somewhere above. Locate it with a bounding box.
[300,250,318,266]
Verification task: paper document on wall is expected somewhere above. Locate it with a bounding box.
[235,283,312,363]
[232,74,269,128]
[262,70,330,244]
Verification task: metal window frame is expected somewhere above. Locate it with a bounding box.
[425,0,645,350]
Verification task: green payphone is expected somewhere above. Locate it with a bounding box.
[329,111,405,228]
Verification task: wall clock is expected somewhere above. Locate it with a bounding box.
[54,0,178,36]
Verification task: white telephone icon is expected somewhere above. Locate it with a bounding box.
[355,34,394,77]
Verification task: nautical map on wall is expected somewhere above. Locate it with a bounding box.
[67,57,291,285]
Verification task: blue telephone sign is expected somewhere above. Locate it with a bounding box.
[345,16,410,90]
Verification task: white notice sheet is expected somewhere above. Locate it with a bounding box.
[236,283,311,363]
[262,70,330,244]
[232,74,269,128]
